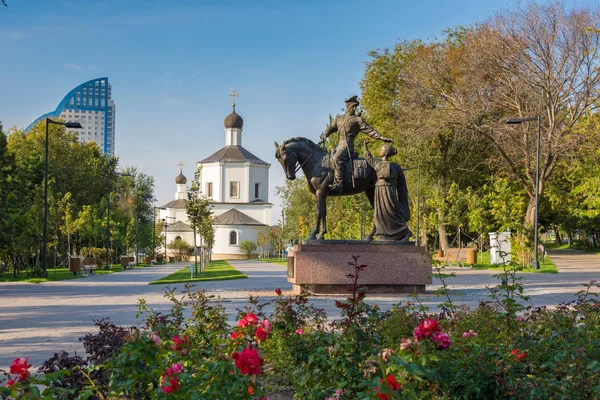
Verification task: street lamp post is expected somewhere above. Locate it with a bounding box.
[506,115,541,270]
[153,207,166,261]
[402,165,421,246]
[42,118,82,277]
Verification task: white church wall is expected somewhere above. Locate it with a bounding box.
[249,165,269,202]
[212,224,265,259]
[223,164,248,203]
[199,163,221,201]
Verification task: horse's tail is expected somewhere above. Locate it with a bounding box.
[395,163,411,222]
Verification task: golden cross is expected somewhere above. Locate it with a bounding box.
[229,90,239,107]
[177,161,184,173]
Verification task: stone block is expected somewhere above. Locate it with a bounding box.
[289,240,432,295]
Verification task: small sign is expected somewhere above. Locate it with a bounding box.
[287,256,294,278]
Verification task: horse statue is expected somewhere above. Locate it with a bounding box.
[274,137,410,240]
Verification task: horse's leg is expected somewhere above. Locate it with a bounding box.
[365,187,376,241]
[317,191,327,240]
[309,191,323,240]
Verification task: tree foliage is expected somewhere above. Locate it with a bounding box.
[0,121,156,275]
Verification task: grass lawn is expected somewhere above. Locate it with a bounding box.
[0,262,158,283]
[258,257,288,266]
[149,260,247,285]
[465,250,558,273]
[0,268,86,283]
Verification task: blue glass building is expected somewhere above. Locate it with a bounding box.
[25,77,116,155]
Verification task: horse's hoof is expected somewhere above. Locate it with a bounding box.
[308,235,317,241]
[316,235,325,240]
[366,235,374,241]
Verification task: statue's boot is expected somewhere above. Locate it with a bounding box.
[328,169,344,193]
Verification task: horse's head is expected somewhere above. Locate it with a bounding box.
[274,141,297,180]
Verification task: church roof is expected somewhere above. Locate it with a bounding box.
[166,220,194,232]
[159,199,187,209]
[199,145,269,165]
[213,208,265,226]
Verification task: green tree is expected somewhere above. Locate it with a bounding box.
[168,238,191,262]
[239,240,257,259]
[186,165,215,273]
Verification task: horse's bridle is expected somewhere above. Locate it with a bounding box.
[279,139,325,175]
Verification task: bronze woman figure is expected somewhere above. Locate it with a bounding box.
[364,141,412,241]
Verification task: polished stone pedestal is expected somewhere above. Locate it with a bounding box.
[288,240,432,295]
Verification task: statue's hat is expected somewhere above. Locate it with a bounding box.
[344,95,359,105]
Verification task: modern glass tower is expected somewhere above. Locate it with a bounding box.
[26,77,116,155]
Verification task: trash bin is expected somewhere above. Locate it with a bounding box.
[69,256,81,274]
[466,249,477,265]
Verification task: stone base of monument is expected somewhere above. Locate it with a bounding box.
[288,240,432,295]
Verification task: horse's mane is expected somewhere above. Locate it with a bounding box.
[282,137,327,155]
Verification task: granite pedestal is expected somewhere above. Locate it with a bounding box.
[288,240,432,295]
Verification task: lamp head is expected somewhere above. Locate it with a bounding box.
[64,122,83,129]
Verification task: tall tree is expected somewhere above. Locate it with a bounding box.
[186,165,214,273]
[410,3,600,227]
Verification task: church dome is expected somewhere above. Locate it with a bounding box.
[175,172,187,184]
[224,109,243,129]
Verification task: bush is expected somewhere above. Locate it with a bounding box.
[80,247,115,264]
[1,261,599,399]
[239,240,257,258]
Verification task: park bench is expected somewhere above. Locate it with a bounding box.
[81,258,98,275]
[434,248,477,266]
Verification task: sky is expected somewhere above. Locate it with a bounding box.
[0,0,585,224]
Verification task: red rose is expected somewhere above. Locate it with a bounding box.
[374,374,401,399]
[511,349,526,361]
[244,313,259,326]
[170,334,189,352]
[232,347,263,375]
[7,378,16,387]
[413,318,442,340]
[161,375,180,394]
[255,327,268,342]
[275,288,282,295]
[248,385,254,395]
[231,331,244,340]
[10,357,31,381]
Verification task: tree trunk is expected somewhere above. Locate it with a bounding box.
[553,227,561,245]
[567,230,574,247]
[421,224,428,250]
[524,195,536,228]
[438,209,450,251]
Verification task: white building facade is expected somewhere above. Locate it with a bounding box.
[159,104,272,259]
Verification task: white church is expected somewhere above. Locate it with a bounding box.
[158,101,272,259]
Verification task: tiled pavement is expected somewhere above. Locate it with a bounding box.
[0,250,598,370]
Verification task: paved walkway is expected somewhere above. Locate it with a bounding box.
[0,250,598,370]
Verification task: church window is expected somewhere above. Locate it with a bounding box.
[175,236,182,241]
[230,181,239,198]
[229,231,238,245]
[254,183,260,199]
[206,182,213,198]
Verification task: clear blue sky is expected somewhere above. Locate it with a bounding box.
[0,0,576,223]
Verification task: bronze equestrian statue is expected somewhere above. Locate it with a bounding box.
[274,96,411,241]
[322,95,393,193]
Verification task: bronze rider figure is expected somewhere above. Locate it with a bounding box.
[322,95,393,193]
